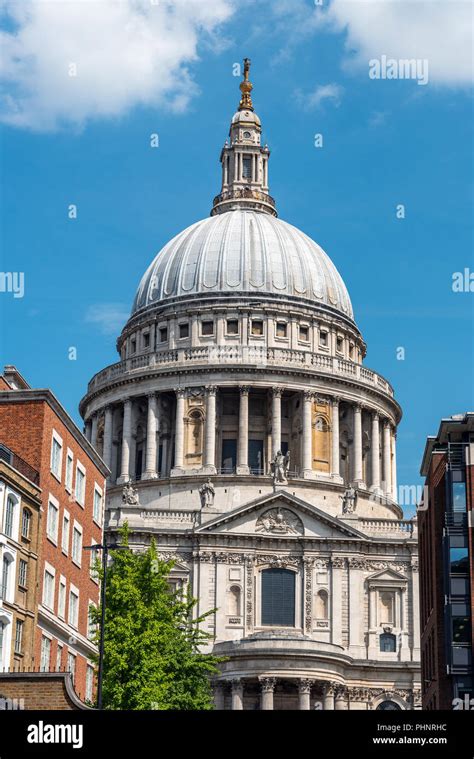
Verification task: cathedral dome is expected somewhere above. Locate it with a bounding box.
[131,209,354,320]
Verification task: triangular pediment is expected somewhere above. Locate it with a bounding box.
[367,568,408,583]
[196,490,367,539]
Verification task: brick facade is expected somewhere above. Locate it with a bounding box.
[0,672,90,710]
[0,368,109,705]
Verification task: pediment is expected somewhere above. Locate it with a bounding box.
[196,491,367,540]
[367,568,408,584]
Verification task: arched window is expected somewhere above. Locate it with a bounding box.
[227,586,241,617]
[0,622,5,665]
[315,589,329,619]
[0,557,10,601]
[4,496,15,538]
[380,633,397,652]
[261,568,295,627]
[21,508,31,540]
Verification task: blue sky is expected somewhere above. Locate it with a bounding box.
[0,1,473,515]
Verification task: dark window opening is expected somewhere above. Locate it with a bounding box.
[261,568,295,627]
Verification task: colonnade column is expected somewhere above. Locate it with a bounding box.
[353,402,364,486]
[391,427,398,502]
[102,406,114,478]
[173,388,186,472]
[143,393,158,480]
[298,679,312,710]
[331,396,341,481]
[370,411,381,492]
[85,420,92,443]
[231,679,243,710]
[236,386,249,475]
[271,388,282,459]
[204,385,217,472]
[382,420,392,497]
[117,398,132,484]
[323,683,335,710]
[259,677,276,710]
[335,686,348,710]
[91,413,98,449]
[302,390,314,476]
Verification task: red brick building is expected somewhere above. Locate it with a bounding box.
[0,366,109,703]
[419,412,474,709]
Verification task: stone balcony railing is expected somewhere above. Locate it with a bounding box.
[86,345,394,397]
[358,518,417,538]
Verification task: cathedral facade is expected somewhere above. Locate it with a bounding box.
[79,62,420,711]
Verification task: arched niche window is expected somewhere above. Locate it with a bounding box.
[189,410,203,452]
[380,632,397,652]
[227,586,241,617]
[3,496,16,538]
[380,592,395,625]
[261,568,295,627]
[315,589,329,620]
[0,555,13,601]
[21,508,32,540]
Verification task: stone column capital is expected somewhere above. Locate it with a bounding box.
[298,678,313,695]
[230,678,243,692]
[239,385,250,396]
[174,387,187,400]
[272,387,283,398]
[258,677,276,693]
[371,409,380,421]
[303,389,315,402]
[205,385,218,397]
[331,395,341,406]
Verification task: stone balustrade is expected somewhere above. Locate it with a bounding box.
[86,346,394,397]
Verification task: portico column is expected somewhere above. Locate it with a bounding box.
[237,386,250,475]
[231,679,244,710]
[143,393,158,480]
[118,398,132,484]
[103,406,114,477]
[91,413,98,449]
[331,396,341,480]
[370,411,381,492]
[204,386,217,472]
[173,389,186,471]
[382,419,392,497]
[298,679,312,710]
[391,427,398,502]
[271,388,282,459]
[85,420,92,442]
[353,403,363,485]
[335,686,348,710]
[302,390,314,475]
[259,677,276,710]
[323,683,335,710]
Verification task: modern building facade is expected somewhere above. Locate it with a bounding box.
[0,366,109,703]
[79,62,420,710]
[419,412,474,710]
[0,445,42,673]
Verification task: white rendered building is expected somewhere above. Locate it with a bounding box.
[80,62,420,711]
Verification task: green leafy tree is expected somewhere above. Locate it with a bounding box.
[90,524,224,710]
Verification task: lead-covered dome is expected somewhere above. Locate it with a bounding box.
[132,210,354,320]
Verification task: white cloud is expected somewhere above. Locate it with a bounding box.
[322,0,473,87]
[0,0,234,131]
[295,83,343,110]
[84,303,129,335]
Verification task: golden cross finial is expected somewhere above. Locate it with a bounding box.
[239,57,253,111]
